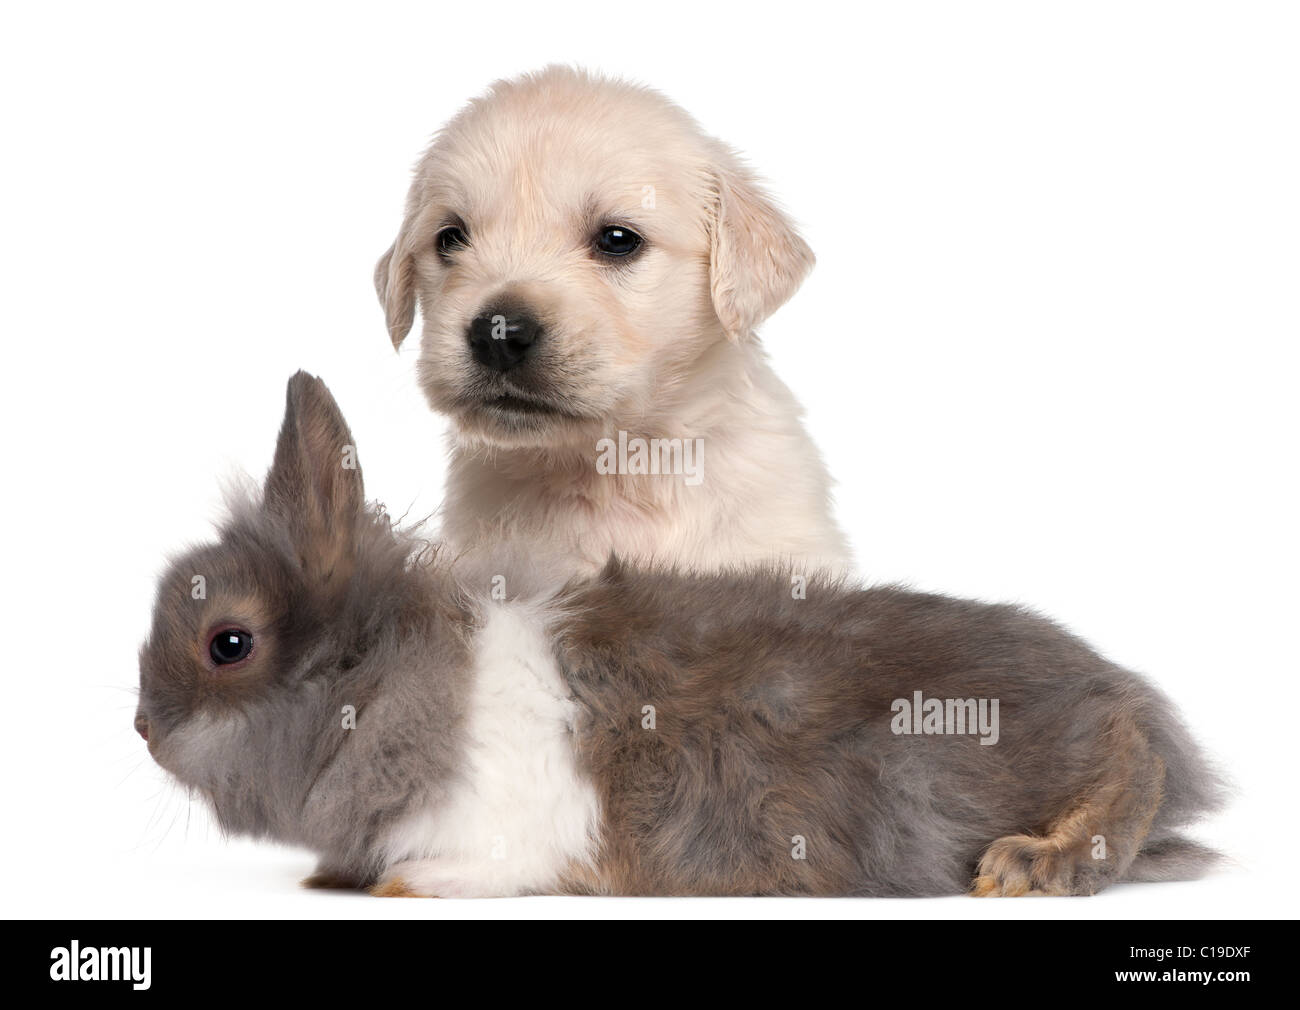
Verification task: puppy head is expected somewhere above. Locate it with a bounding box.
[376,66,813,448]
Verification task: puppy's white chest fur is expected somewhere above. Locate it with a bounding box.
[443,345,852,577]
[379,602,600,897]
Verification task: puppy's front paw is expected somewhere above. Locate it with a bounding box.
[971,834,1091,897]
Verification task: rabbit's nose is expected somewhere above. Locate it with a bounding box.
[134,713,150,742]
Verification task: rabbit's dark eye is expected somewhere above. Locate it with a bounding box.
[594,225,643,259]
[209,629,254,666]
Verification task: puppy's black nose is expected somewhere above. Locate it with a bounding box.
[468,310,541,371]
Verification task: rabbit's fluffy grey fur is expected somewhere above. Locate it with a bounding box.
[136,374,1224,897]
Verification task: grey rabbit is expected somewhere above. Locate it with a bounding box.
[135,372,1225,897]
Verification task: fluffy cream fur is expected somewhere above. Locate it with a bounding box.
[376,66,849,575]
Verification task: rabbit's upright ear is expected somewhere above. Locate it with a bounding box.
[707,150,815,342]
[263,372,365,585]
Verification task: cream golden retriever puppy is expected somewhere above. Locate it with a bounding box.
[376,66,849,574]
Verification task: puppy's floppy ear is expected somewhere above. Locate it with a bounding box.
[264,372,364,584]
[707,155,815,342]
[374,231,417,350]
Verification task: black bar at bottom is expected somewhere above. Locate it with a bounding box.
[5,918,1278,996]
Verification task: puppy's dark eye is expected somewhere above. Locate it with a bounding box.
[209,629,254,666]
[436,225,469,260]
[594,226,643,259]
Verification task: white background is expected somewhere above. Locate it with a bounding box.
[1,1,1295,920]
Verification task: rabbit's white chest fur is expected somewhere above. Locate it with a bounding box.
[377,601,601,897]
